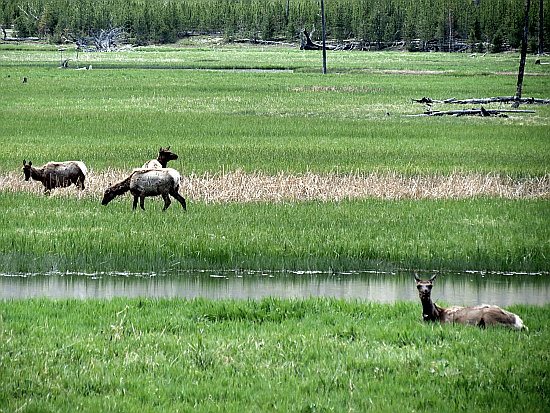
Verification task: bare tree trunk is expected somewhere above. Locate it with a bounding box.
[539,0,544,54]
[514,0,531,107]
[321,0,327,74]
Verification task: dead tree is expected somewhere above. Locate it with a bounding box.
[407,107,535,117]
[65,26,129,52]
[300,27,336,51]
[514,0,531,107]
[412,96,550,104]
[538,0,544,55]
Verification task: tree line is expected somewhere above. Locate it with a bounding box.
[1,0,547,52]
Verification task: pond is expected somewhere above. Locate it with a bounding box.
[1,270,548,305]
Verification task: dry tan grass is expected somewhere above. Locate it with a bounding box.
[2,169,548,203]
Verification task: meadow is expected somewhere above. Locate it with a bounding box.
[0,44,549,274]
[1,298,549,412]
[0,43,549,413]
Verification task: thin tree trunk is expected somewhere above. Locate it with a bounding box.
[321,0,327,74]
[514,0,531,107]
[539,0,544,54]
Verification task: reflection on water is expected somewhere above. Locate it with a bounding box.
[1,270,548,306]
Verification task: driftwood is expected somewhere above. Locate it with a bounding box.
[300,28,336,51]
[412,96,550,105]
[407,107,535,117]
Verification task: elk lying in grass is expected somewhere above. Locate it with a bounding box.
[142,146,178,169]
[22,160,87,193]
[102,168,186,211]
[414,273,526,330]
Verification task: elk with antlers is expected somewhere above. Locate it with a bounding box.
[414,273,526,329]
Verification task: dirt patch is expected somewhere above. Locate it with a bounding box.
[2,169,548,203]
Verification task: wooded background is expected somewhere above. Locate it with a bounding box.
[2,0,548,52]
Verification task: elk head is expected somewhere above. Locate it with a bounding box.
[22,160,32,181]
[414,273,437,301]
[159,146,178,160]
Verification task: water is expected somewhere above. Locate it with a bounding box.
[1,270,548,305]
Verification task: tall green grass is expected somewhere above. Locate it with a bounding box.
[1,192,548,273]
[0,298,548,412]
[0,49,548,175]
[1,47,548,273]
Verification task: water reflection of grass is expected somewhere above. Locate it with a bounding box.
[1,298,548,412]
[1,192,547,273]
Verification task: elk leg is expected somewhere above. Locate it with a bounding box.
[162,194,171,211]
[140,196,146,210]
[133,196,139,210]
[170,189,187,211]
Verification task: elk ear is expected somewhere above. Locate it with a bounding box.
[414,272,421,282]
[23,159,26,166]
[429,274,438,282]
[29,161,32,166]
[159,147,163,152]
[166,145,170,150]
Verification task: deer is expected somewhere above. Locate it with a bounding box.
[142,146,179,169]
[22,160,87,193]
[102,168,186,211]
[414,273,526,330]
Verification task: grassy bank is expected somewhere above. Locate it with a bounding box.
[0,298,548,412]
[1,192,548,273]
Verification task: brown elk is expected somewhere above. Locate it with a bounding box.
[414,273,526,329]
[141,146,178,169]
[102,168,186,211]
[22,160,87,193]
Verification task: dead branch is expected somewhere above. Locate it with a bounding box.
[300,28,336,50]
[64,26,129,52]
[407,107,535,117]
[412,96,549,104]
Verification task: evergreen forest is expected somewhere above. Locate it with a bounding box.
[2,0,549,52]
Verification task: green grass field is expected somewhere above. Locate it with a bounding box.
[1,44,549,413]
[0,45,548,273]
[1,298,548,412]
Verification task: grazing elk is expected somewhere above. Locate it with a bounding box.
[142,146,178,169]
[102,168,186,211]
[22,160,87,193]
[414,273,526,330]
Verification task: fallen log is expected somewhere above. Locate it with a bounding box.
[300,28,336,51]
[407,108,535,117]
[412,96,550,104]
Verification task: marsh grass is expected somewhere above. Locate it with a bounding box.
[0,47,548,273]
[0,298,548,412]
[0,192,548,273]
[2,169,549,202]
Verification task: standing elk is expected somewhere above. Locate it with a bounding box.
[102,168,186,211]
[22,160,87,193]
[414,273,526,329]
[142,146,178,169]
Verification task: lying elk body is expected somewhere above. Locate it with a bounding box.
[23,160,87,193]
[414,273,526,329]
[142,146,178,169]
[102,168,186,211]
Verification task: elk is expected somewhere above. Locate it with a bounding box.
[414,273,526,330]
[22,160,87,193]
[102,168,186,211]
[142,146,178,169]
